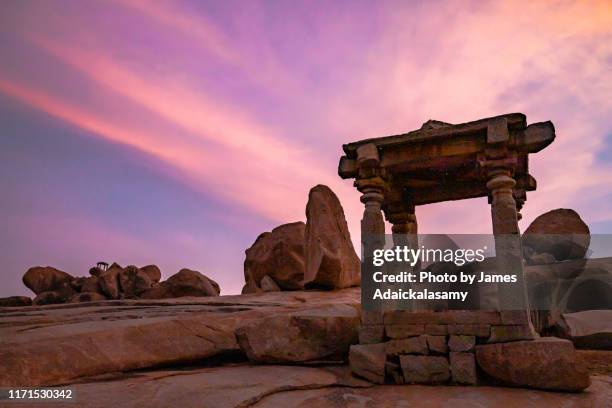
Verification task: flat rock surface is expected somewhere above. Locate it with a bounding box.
[15,368,608,408]
[11,365,371,408]
[9,365,611,408]
[0,288,360,386]
[254,375,612,408]
[2,289,611,406]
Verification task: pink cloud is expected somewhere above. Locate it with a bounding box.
[1,0,611,283]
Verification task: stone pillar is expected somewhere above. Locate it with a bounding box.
[353,143,388,343]
[484,118,530,324]
[358,177,386,249]
[355,176,387,343]
[390,210,417,245]
[388,208,418,311]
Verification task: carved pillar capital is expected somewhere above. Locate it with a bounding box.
[388,210,417,235]
[485,170,519,235]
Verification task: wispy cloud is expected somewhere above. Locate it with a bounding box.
[0,0,611,294]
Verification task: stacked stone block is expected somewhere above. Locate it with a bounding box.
[351,309,533,385]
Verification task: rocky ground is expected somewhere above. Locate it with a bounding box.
[1,289,610,407]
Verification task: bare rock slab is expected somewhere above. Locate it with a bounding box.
[400,355,450,384]
[236,304,359,363]
[349,343,386,384]
[48,365,370,408]
[475,337,591,391]
[256,377,612,408]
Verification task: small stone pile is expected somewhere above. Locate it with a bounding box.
[350,309,591,391]
[7,263,220,306]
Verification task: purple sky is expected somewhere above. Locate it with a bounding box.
[1,0,611,296]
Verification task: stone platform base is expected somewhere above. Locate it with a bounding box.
[350,310,591,391]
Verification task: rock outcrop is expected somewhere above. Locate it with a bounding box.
[0,296,32,307]
[70,292,107,303]
[235,304,359,363]
[475,337,591,391]
[0,287,360,386]
[523,208,590,262]
[98,263,123,299]
[15,263,221,305]
[141,269,219,299]
[166,268,219,296]
[242,184,359,292]
[140,264,162,283]
[259,275,281,292]
[119,265,154,298]
[303,185,360,289]
[22,266,73,295]
[526,257,612,335]
[33,290,74,305]
[243,222,306,292]
[81,276,103,294]
[557,310,612,350]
